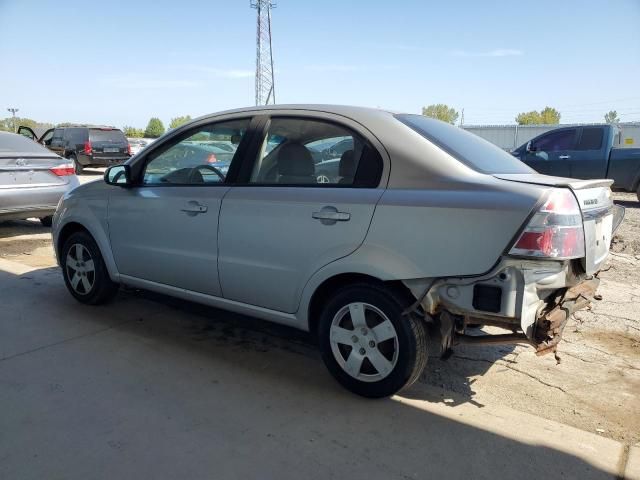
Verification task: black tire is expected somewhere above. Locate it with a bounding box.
[61,231,118,305]
[39,216,53,227]
[69,154,83,175]
[318,283,428,398]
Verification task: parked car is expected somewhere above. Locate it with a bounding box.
[511,124,640,201]
[18,125,131,175]
[0,131,79,226]
[52,105,623,398]
[127,138,149,156]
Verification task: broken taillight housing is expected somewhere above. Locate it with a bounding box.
[509,189,585,259]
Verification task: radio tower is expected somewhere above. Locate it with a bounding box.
[251,0,276,105]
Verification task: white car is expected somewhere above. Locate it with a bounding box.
[52,105,623,397]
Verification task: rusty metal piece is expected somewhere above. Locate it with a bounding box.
[534,278,600,355]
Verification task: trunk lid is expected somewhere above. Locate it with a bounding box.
[495,173,620,274]
[0,155,70,188]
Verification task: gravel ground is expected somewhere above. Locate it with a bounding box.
[1,191,638,445]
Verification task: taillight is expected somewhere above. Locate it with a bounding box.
[84,140,92,154]
[50,164,75,176]
[127,143,132,155]
[206,153,218,164]
[509,189,585,259]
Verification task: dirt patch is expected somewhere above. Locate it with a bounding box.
[611,191,640,255]
[0,220,56,268]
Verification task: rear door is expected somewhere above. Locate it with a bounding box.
[108,117,252,296]
[217,115,385,313]
[569,126,608,179]
[522,128,577,177]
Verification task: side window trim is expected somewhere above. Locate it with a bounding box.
[135,116,255,187]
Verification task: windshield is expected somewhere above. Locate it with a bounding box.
[89,129,126,144]
[395,114,533,174]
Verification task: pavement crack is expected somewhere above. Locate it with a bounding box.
[495,362,568,393]
[0,319,134,364]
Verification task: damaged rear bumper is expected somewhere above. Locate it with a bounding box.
[403,257,601,356]
[533,277,599,355]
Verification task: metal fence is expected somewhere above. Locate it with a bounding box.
[462,123,640,150]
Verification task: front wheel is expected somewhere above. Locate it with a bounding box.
[61,231,118,304]
[318,283,428,398]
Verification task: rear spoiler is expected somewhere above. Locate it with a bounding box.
[493,174,614,190]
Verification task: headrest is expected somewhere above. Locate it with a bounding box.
[277,143,314,176]
[339,150,356,177]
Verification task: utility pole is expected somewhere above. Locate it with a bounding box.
[250,0,276,105]
[460,108,465,126]
[7,108,19,133]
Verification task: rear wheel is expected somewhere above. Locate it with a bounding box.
[69,154,83,175]
[318,283,428,398]
[61,231,118,304]
[39,216,53,227]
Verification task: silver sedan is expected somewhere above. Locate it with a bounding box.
[51,105,621,397]
[1,131,79,226]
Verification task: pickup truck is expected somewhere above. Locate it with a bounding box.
[511,124,640,201]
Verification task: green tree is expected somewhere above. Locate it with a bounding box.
[123,126,144,138]
[169,115,192,129]
[539,106,561,124]
[144,118,165,138]
[604,110,620,124]
[516,107,561,125]
[515,111,542,125]
[422,104,459,124]
[0,116,40,132]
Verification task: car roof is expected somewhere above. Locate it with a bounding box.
[194,104,397,125]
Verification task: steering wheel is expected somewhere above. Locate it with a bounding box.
[187,164,225,183]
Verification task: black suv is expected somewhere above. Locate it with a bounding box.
[18,125,131,174]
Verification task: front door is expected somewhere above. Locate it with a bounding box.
[108,118,251,296]
[218,116,385,313]
[523,128,577,177]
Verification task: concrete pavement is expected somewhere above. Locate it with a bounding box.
[0,258,636,479]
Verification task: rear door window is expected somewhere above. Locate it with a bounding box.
[576,127,604,150]
[248,117,382,186]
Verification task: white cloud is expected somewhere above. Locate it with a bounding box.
[185,66,254,78]
[100,75,203,89]
[452,48,523,57]
[304,64,398,72]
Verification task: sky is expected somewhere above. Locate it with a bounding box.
[1,0,639,128]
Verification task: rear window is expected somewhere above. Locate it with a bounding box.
[395,114,533,174]
[89,129,126,143]
[0,132,57,155]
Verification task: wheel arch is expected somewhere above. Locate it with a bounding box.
[55,218,119,282]
[306,272,415,337]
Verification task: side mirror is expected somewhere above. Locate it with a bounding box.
[105,164,132,187]
[525,141,537,153]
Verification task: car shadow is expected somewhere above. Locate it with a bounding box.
[0,264,621,479]
[0,219,50,239]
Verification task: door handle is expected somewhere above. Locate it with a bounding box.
[559,155,571,159]
[181,201,208,216]
[312,206,350,225]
